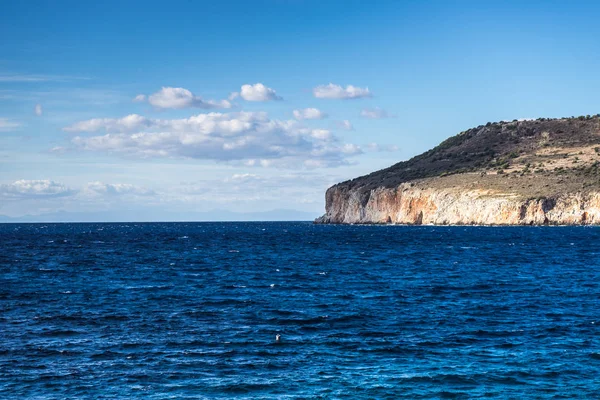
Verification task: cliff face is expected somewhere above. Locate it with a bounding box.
[317,116,600,225]
[316,183,600,225]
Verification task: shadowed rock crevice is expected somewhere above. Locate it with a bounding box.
[415,211,424,225]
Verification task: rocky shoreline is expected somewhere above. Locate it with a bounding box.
[316,183,600,225]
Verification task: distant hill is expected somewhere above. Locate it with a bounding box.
[0,209,319,223]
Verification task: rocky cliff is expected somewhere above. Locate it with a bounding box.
[317,116,600,225]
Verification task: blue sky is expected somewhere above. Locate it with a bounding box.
[1,0,600,220]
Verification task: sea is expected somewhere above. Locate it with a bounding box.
[2,222,600,399]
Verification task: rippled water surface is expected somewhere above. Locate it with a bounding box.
[2,222,600,398]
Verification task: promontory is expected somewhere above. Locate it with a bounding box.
[316,116,600,225]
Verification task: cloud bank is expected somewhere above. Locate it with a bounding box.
[0,180,75,199]
[64,111,362,168]
[0,180,155,201]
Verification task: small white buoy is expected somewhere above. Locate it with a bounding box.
[275,334,281,343]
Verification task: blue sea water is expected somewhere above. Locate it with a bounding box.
[1,222,600,399]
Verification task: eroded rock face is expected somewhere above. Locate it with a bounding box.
[315,183,600,225]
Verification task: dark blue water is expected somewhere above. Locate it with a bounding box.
[2,222,600,398]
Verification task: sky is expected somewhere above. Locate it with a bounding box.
[1,0,600,221]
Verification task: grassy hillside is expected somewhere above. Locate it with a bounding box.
[336,115,600,197]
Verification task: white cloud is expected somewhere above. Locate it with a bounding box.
[293,108,327,120]
[0,180,75,199]
[367,143,399,152]
[232,83,282,102]
[360,107,390,119]
[136,87,232,110]
[34,104,43,116]
[64,111,361,167]
[84,182,155,196]
[313,83,371,99]
[0,118,21,131]
[337,120,354,130]
[64,114,151,133]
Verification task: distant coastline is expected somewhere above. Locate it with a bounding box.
[0,209,319,224]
